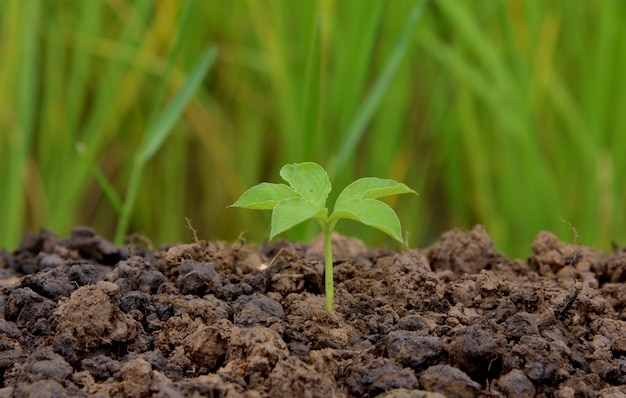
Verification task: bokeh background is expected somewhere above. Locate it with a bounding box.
[1,0,625,258]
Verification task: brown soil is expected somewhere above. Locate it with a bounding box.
[1,225,626,397]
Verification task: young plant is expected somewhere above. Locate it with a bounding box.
[229,162,417,312]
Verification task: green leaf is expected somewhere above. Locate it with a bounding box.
[271,197,326,239]
[136,46,217,164]
[330,199,404,242]
[280,162,331,209]
[326,0,428,177]
[335,177,417,209]
[229,183,297,210]
[115,45,218,244]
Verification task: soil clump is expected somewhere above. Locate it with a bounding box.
[1,225,626,397]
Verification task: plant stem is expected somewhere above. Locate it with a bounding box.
[115,160,143,244]
[324,224,334,312]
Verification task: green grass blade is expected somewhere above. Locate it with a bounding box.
[66,1,101,141]
[67,1,193,242]
[143,0,194,137]
[75,143,124,215]
[330,0,386,147]
[46,0,154,234]
[300,15,322,161]
[136,47,217,164]
[246,0,300,160]
[115,46,217,243]
[327,0,428,178]
[0,1,41,250]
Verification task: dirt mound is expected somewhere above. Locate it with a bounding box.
[1,226,626,397]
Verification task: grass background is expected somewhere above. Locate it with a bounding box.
[1,0,625,258]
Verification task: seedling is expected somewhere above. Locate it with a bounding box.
[229,162,417,312]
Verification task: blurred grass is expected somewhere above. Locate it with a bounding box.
[1,0,625,258]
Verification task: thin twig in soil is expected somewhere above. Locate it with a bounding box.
[259,247,287,271]
[561,217,582,266]
[564,252,583,266]
[185,217,199,243]
[127,233,154,252]
[557,280,583,321]
[560,217,580,244]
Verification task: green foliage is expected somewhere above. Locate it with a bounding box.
[1,1,626,258]
[230,162,417,312]
[114,45,217,244]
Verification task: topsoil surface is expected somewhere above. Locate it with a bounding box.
[1,226,626,398]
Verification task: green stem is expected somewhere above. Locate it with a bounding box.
[324,224,334,312]
[115,160,143,244]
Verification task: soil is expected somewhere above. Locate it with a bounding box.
[1,225,626,397]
